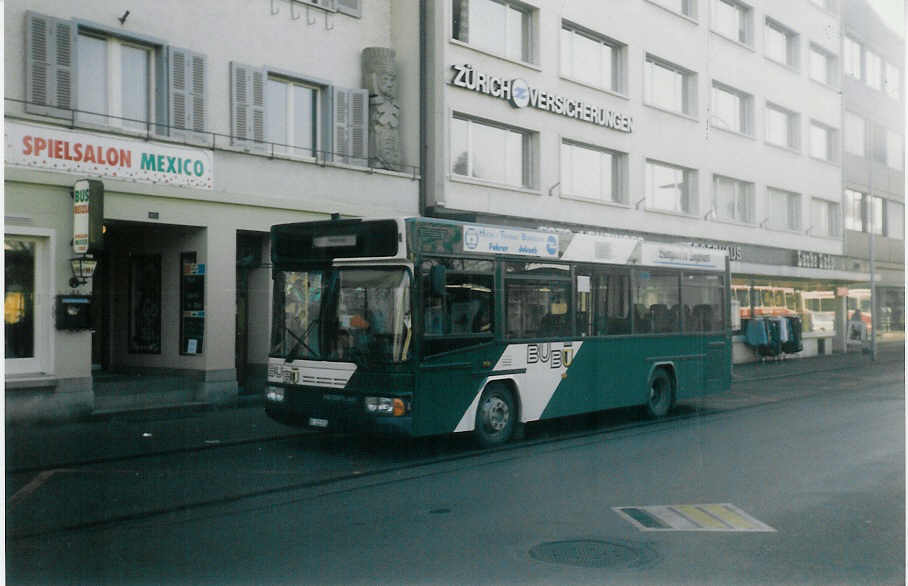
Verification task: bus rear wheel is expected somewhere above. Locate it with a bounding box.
[646,369,673,418]
[475,384,515,448]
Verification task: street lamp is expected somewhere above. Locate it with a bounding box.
[69,254,98,288]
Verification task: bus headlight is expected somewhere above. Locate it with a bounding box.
[365,396,407,416]
[266,386,285,403]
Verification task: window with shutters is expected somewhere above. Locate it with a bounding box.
[25,13,206,137]
[230,62,367,166]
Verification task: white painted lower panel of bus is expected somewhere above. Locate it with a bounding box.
[454,341,583,432]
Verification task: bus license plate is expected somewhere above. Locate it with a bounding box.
[309,418,329,428]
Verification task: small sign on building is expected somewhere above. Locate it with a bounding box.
[72,179,104,254]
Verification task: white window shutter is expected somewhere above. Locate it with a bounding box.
[350,88,369,167]
[251,69,265,143]
[190,53,207,132]
[26,12,74,118]
[231,62,266,148]
[169,47,188,135]
[332,87,368,166]
[333,86,350,163]
[170,48,207,138]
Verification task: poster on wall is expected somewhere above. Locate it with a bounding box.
[180,252,205,355]
[129,254,162,354]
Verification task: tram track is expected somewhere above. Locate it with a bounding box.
[7,363,904,541]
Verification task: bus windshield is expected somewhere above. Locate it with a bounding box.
[271,267,412,364]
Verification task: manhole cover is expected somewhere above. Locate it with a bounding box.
[529,540,658,569]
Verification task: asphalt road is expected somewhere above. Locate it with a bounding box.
[6,360,905,584]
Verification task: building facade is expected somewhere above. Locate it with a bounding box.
[4,0,420,422]
[423,0,885,362]
[840,0,905,341]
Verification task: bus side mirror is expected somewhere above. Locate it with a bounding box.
[430,265,447,297]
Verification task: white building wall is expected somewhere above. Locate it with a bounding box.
[4,0,419,421]
[427,0,844,256]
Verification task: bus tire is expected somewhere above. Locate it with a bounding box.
[475,384,515,448]
[646,368,673,418]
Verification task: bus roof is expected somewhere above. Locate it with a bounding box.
[270,217,727,271]
[405,217,727,271]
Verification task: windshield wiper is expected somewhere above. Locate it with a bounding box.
[285,318,320,361]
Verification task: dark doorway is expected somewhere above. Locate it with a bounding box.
[236,232,264,394]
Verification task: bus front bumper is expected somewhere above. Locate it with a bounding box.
[264,386,413,436]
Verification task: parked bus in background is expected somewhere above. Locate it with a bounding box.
[265,217,731,447]
[802,290,837,333]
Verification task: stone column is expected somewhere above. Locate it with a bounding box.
[200,225,238,403]
[362,47,401,172]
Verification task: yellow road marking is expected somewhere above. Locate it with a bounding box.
[700,503,757,530]
[614,503,776,532]
[673,505,729,529]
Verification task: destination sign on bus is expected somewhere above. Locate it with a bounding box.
[463,225,559,258]
[640,243,725,270]
[313,235,358,248]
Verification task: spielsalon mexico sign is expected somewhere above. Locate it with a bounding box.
[450,64,633,133]
[5,121,213,190]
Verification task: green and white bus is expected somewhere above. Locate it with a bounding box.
[265,217,731,446]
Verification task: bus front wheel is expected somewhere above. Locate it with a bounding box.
[475,384,515,448]
[646,369,673,418]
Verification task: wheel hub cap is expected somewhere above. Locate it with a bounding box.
[484,397,509,431]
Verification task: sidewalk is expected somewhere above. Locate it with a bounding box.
[6,401,300,473]
[7,341,904,473]
[732,340,905,382]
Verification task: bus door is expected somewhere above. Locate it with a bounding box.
[682,272,728,394]
[416,258,496,435]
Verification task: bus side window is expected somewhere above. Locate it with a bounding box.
[506,280,572,338]
[682,273,725,332]
[633,271,680,334]
[594,270,630,335]
[421,258,494,356]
